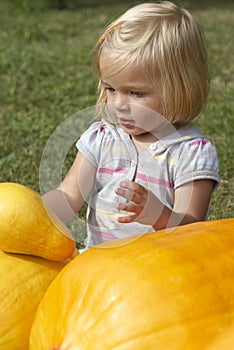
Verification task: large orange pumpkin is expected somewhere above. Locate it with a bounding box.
[207,322,234,349]
[0,250,66,350]
[30,218,234,349]
[0,182,76,261]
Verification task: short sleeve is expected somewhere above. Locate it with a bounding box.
[174,138,220,189]
[76,121,105,167]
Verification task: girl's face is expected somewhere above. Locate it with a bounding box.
[99,50,164,140]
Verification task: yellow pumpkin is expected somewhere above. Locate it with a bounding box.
[30,218,234,350]
[0,250,66,350]
[0,182,76,261]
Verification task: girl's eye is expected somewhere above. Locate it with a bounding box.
[131,91,144,97]
[105,87,115,93]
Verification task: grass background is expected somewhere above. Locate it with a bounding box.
[0,0,233,245]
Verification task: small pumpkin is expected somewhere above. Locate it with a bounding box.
[0,182,76,261]
[0,250,66,350]
[30,218,234,350]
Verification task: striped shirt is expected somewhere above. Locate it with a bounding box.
[76,119,219,247]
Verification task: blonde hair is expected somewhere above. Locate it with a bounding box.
[93,1,210,126]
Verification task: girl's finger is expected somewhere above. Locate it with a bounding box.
[116,202,142,214]
[115,181,147,204]
[117,212,137,223]
[119,180,146,194]
[115,187,143,204]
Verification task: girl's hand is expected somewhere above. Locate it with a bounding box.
[115,179,215,230]
[115,180,165,226]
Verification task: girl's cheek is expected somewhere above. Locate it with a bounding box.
[106,93,114,103]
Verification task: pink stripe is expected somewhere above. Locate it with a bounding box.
[91,228,116,240]
[136,173,174,188]
[98,167,128,175]
[115,168,128,174]
[189,139,210,147]
[98,168,173,188]
[98,167,113,175]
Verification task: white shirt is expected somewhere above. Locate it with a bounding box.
[76,119,219,247]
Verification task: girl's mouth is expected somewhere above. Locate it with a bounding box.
[118,118,135,127]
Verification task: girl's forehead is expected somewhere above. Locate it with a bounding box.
[99,49,144,81]
[98,48,161,86]
[99,49,130,76]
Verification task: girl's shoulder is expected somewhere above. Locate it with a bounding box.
[78,119,121,142]
[76,119,124,166]
[75,121,106,166]
[176,124,218,157]
[157,123,216,153]
[165,124,220,188]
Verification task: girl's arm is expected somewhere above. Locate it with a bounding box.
[42,152,96,222]
[115,179,214,230]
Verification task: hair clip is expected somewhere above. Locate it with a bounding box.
[98,21,125,45]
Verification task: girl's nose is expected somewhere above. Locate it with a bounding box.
[113,93,130,112]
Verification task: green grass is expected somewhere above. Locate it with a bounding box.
[0,0,233,245]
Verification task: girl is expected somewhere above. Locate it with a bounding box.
[43,1,219,248]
